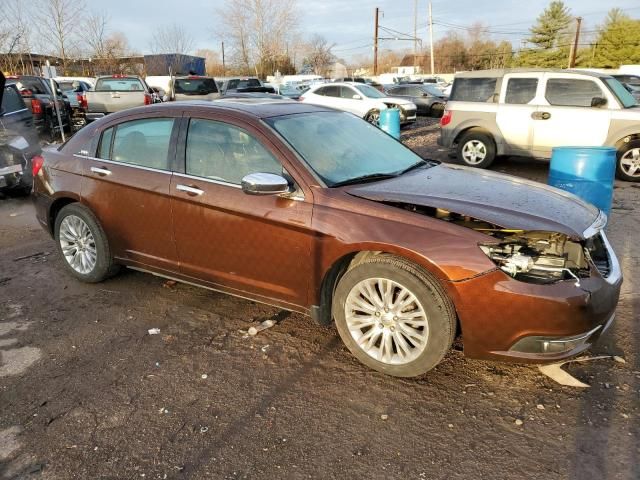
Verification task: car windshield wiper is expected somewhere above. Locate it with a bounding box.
[394,159,432,175]
[331,172,399,187]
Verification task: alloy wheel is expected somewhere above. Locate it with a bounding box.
[461,140,487,165]
[344,277,429,365]
[366,111,380,126]
[620,148,640,178]
[59,215,97,274]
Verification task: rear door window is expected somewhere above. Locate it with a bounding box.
[98,127,114,159]
[545,78,604,107]
[111,118,175,170]
[2,86,27,114]
[504,78,539,104]
[185,119,282,185]
[321,86,341,97]
[340,86,358,99]
[451,78,497,102]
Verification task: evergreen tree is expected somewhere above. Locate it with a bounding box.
[514,1,572,68]
[591,9,640,68]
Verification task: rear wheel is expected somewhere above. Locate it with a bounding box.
[616,140,640,182]
[54,203,119,283]
[430,103,445,118]
[333,255,456,377]
[456,130,496,169]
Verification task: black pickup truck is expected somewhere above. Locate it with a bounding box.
[220,77,275,95]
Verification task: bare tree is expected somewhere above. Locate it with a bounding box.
[37,0,85,70]
[194,48,225,76]
[303,34,335,76]
[149,23,194,55]
[85,12,110,59]
[0,0,35,74]
[217,0,299,77]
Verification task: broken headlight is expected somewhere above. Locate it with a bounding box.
[479,232,590,285]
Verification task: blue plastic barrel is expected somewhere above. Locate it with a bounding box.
[548,146,616,219]
[379,108,400,139]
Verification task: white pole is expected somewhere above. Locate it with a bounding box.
[428,1,435,75]
[46,60,65,142]
[413,0,418,74]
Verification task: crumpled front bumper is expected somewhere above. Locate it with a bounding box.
[448,232,622,364]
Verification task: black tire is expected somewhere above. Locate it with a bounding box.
[616,140,640,182]
[456,130,496,169]
[365,109,380,126]
[430,103,445,118]
[47,113,57,143]
[332,254,456,377]
[54,203,119,283]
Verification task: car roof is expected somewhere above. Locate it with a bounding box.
[454,68,612,79]
[106,98,334,121]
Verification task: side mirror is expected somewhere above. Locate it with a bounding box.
[591,96,607,108]
[241,172,290,195]
[352,94,362,100]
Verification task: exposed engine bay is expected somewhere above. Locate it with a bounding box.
[390,203,610,285]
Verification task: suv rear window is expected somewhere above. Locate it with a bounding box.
[2,86,27,114]
[95,78,145,92]
[227,79,261,90]
[174,78,218,95]
[545,79,603,107]
[451,78,497,102]
[504,78,538,104]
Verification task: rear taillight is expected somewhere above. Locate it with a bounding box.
[77,93,88,110]
[440,110,452,126]
[144,93,152,105]
[31,98,43,115]
[32,155,44,176]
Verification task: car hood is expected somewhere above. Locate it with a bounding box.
[381,97,416,107]
[347,163,603,239]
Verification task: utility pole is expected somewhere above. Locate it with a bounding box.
[428,1,435,75]
[373,7,379,75]
[221,41,226,76]
[413,0,418,74]
[568,16,582,68]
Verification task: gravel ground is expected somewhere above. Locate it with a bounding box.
[0,127,639,479]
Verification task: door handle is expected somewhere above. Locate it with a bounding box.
[176,184,204,196]
[90,166,112,176]
[531,111,551,120]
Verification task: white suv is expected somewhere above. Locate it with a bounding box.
[300,82,417,126]
[438,69,640,181]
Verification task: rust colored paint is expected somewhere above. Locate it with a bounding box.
[32,100,622,365]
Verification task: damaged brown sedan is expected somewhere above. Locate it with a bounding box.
[33,100,622,377]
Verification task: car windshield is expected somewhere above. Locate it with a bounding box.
[604,78,638,108]
[266,111,433,186]
[421,84,444,96]
[174,78,218,95]
[354,84,386,99]
[95,78,144,92]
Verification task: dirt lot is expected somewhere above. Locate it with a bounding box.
[1,122,639,479]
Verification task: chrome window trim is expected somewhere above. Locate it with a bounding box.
[173,172,242,189]
[73,154,172,175]
[1,108,29,116]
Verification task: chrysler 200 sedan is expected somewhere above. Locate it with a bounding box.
[33,99,622,377]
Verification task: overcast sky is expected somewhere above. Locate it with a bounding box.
[89,0,640,60]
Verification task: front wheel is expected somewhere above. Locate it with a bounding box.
[456,131,496,168]
[54,203,119,283]
[333,255,456,377]
[616,140,640,182]
[365,110,380,126]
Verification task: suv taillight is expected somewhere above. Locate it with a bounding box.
[77,93,88,110]
[31,98,43,115]
[440,110,452,126]
[144,93,152,105]
[32,155,44,176]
